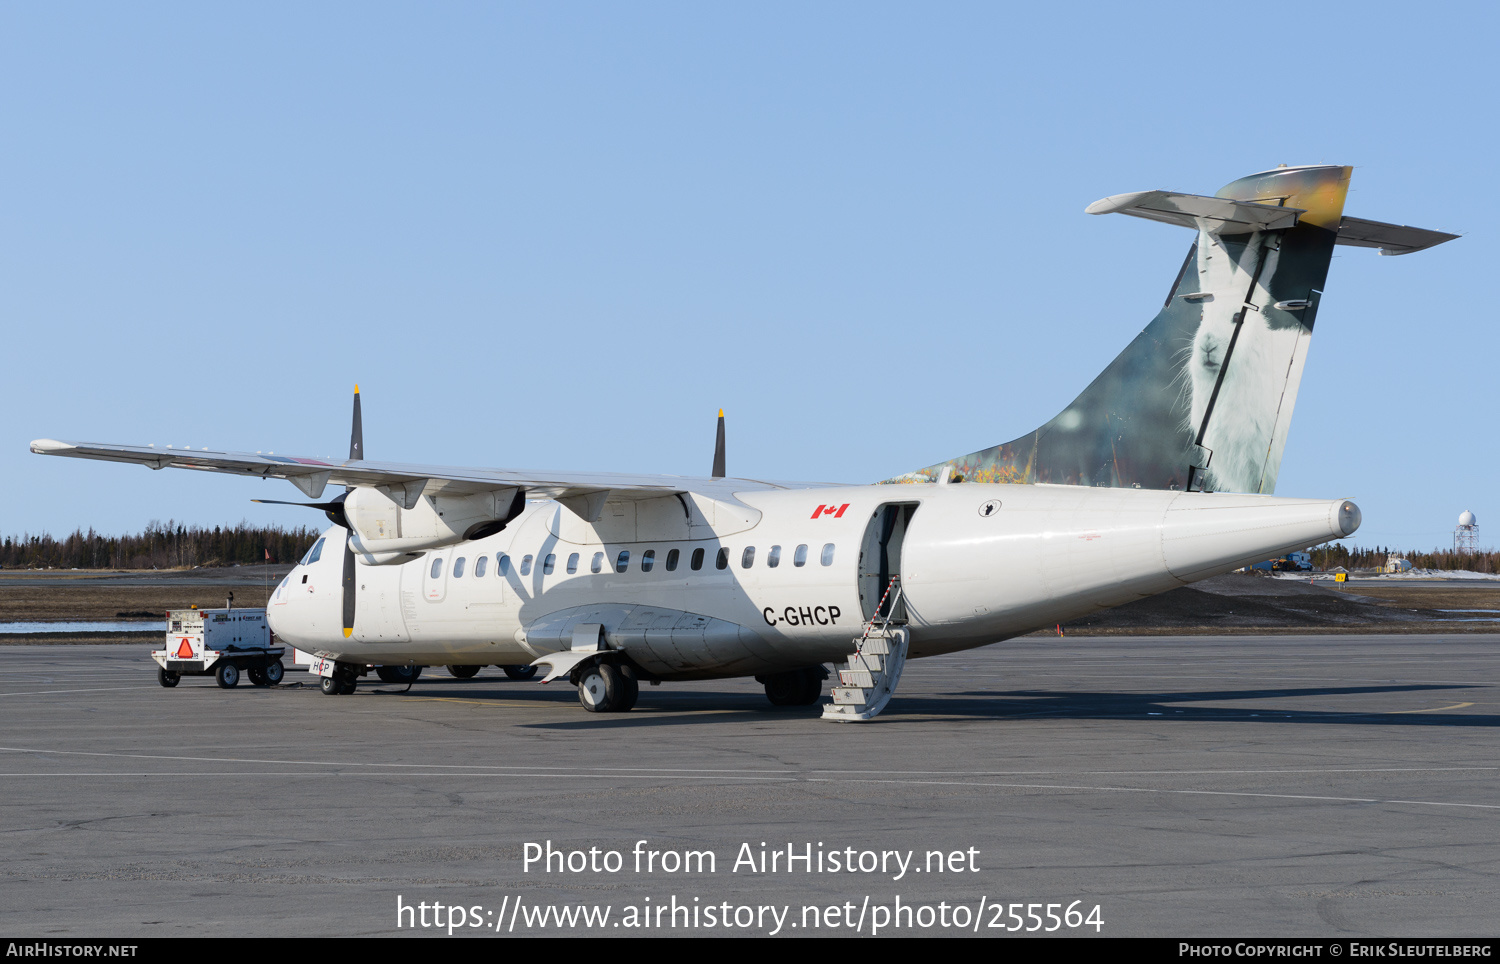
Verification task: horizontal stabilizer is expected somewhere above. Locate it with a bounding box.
[1086,190,1303,233]
[1335,216,1458,256]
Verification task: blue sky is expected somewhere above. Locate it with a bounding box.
[2,2,1494,552]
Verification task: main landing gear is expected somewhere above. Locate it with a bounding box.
[758,667,826,707]
[375,665,423,684]
[576,662,639,713]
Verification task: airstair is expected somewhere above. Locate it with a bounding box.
[822,577,909,722]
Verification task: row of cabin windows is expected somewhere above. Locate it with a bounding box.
[429,543,837,581]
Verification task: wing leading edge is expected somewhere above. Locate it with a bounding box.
[28,438,831,504]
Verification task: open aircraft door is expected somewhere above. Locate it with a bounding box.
[858,502,918,623]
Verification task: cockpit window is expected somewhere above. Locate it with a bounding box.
[303,539,326,565]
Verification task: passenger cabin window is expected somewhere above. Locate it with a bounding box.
[474,556,488,578]
[715,547,729,570]
[567,553,580,575]
[453,557,466,578]
[821,543,836,566]
[497,554,511,576]
[543,553,556,575]
[591,552,604,574]
[615,550,630,573]
[305,539,325,565]
[793,544,808,567]
[665,548,680,572]
[520,554,533,576]
[690,547,705,571]
[430,557,444,579]
[741,546,755,568]
[767,545,781,568]
[641,549,656,573]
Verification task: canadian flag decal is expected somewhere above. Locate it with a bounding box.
[811,503,850,519]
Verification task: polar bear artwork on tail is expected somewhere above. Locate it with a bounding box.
[1184,229,1312,495]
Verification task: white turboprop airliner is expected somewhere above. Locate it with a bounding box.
[32,165,1455,720]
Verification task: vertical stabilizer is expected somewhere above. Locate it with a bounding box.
[896,165,1361,494]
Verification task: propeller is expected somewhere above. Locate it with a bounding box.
[341,386,362,638]
[711,408,726,479]
[252,385,362,638]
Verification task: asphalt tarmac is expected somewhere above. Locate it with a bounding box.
[2,635,1497,938]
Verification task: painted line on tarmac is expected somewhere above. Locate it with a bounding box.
[0,746,794,774]
[0,772,797,781]
[1,769,1493,810]
[0,686,157,697]
[1392,702,1475,713]
[804,777,1500,811]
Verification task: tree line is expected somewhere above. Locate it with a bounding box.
[0,521,320,570]
[1310,543,1498,574]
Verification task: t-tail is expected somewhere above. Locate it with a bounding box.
[893,165,1455,494]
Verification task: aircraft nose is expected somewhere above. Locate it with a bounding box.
[1334,500,1362,538]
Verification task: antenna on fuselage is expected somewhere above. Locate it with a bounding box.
[711,408,726,479]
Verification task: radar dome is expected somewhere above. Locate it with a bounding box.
[1459,510,1477,527]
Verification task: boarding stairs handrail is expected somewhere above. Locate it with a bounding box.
[856,576,903,655]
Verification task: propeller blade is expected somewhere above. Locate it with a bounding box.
[342,536,357,638]
[711,408,726,479]
[344,386,363,635]
[253,493,349,529]
[349,384,363,462]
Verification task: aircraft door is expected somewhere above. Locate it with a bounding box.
[858,502,918,623]
[423,547,453,602]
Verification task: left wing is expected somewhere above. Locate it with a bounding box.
[29,438,829,506]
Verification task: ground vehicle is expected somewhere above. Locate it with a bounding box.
[152,607,285,688]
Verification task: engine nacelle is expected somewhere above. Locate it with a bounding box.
[344,484,523,564]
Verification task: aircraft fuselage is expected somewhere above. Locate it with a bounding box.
[267,482,1359,679]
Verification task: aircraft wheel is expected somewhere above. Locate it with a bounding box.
[577,663,627,713]
[157,667,180,688]
[248,668,268,686]
[377,665,421,684]
[447,665,482,679]
[761,670,803,706]
[502,664,538,681]
[338,678,357,695]
[215,662,240,689]
[264,661,284,685]
[794,668,824,706]
[615,673,639,712]
[319,675,341,696]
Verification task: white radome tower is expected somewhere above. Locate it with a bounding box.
[1455,511,1478,554]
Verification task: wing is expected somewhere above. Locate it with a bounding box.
[29,438,833,505]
